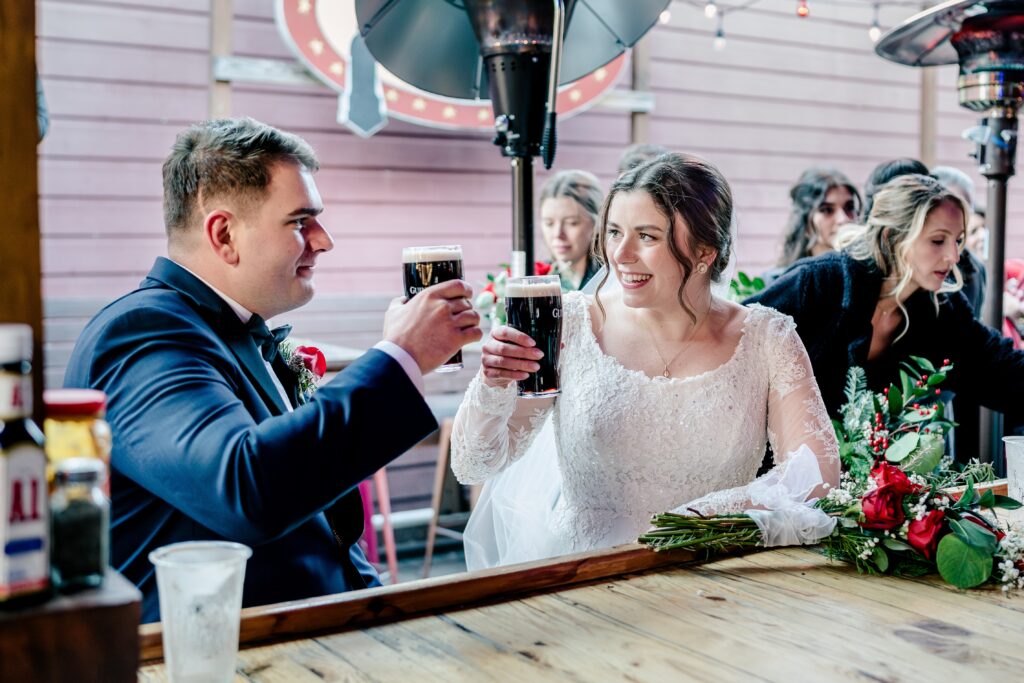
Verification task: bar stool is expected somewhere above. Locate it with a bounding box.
[422,418,480,577]
[358,468,399,584]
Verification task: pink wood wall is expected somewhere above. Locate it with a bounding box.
[37,0,1024,298]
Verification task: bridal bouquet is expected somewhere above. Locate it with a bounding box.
[639,358,1024,591]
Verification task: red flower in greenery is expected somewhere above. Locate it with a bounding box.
[293,346,326,379]
[534,261,553,276]
[870,462,924,496]
[906,509,947,560]
[860,485,906,530]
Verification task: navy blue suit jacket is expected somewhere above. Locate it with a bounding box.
[64,258,437,622]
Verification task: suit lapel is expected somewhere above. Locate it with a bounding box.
[141,257,290,416]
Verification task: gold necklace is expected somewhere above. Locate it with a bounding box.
[640,307,709,378]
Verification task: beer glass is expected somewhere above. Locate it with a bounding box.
[150,541,252,683]
[504,275,562,398]
[402,245,464,372]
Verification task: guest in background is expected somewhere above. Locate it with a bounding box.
[539,170,604,291]
[1003,259,1024,349]
[932,166,986,318]
[747,174,1024,429]
[862,158,929,220]
[616,142,670,175]
[764,167,861,284]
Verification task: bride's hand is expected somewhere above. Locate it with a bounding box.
[481,325,544,388]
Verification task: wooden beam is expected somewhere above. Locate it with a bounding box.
[630,36,653,143]
[918,59,937,167]
[209,0,233,117]
[0,0,43,415]
[212,56,655,113]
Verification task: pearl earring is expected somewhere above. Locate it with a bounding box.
[696,262,709,275]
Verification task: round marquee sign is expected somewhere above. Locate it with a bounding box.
[275,0,627,133]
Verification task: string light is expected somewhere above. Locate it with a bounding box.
[704,0,718,19]
[659,9,671,24]
[713,14,726,51]
[868,3,881,42]
[797,0,809,17]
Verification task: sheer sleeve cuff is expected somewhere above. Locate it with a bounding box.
[465,373,519,417]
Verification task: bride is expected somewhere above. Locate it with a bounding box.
[451,153,840,569]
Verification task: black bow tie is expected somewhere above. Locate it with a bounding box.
[246,315,292,364]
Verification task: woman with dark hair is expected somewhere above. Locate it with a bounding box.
[452,153,839,568]
[748,174,1024,425]
[538,170,604,290]
[771,167,861,278]
[862,158,929,220]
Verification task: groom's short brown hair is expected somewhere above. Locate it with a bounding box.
[162,117,319,239]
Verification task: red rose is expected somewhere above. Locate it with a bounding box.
[534,261,553,276]
[860,484,906,530]
[870,462,922,495]
[293,346,326,379]
[906,509,947,560]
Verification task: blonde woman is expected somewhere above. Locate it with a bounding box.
[538,170,604,290]
[748,173,1024,417]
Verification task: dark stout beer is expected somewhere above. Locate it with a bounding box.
[505,276,562,398]
[402,245,464,372]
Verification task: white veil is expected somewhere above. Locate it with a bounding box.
[462,217,740,570]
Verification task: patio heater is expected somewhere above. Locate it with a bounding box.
[355,0,670,276]
[876,0,1024,464]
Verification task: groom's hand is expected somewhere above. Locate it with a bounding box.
[384,279,482,374]
[480,326,544,388]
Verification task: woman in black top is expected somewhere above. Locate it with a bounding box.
[747,174,1024,423]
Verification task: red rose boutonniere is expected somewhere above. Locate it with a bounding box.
[279,342,326,400]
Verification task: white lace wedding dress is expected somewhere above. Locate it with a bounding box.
[451,291,839,569]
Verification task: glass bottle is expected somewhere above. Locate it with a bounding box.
[0,324,50,608]
[43,388,111,493]
[50,458,108,592]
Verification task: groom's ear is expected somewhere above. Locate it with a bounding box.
[203,209,240,266]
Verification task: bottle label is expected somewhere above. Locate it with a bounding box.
[0,372,31,419]
[0,444,49,600]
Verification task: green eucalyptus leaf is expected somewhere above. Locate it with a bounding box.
[885,432,919,463]
[903,433,945,475]
[738,271,752,287]
[936,534,993,589]
[993,495,1024,510]
[752,277,765,289]
[883,538,913,552]
[949,518,997,554]
[910,355,937,374]
[871,546,890,572]
[903,411,931,423]
[888,384,903,417]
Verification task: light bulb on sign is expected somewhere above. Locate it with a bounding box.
[868,4,881,43]
[713,18,726,52]
[704,1,717,19]
[797,0,809,17]
[659,9,671,24]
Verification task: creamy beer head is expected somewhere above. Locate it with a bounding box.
[401,244,464,372]
[504,279,562,299]
[402,245,462,264]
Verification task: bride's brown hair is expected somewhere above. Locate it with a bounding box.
[593,152,733,323]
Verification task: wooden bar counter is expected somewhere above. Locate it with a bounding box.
[138,534,1024,681]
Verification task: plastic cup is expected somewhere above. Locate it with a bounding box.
[149,541,252,683]
[1004,436,1024,502]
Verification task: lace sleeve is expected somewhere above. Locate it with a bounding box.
[450,374,554,484]
[674,310,840,516]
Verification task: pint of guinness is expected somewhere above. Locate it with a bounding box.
[504,275,562,398]
[402,245,464,372]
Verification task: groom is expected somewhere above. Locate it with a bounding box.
[64,118,481,622]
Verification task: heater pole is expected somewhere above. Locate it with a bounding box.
[511,156,535,277]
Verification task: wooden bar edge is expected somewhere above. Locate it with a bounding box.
[138,543,698,663]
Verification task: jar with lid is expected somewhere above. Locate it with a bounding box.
[50,458,109,592]
[43,389,111,492]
